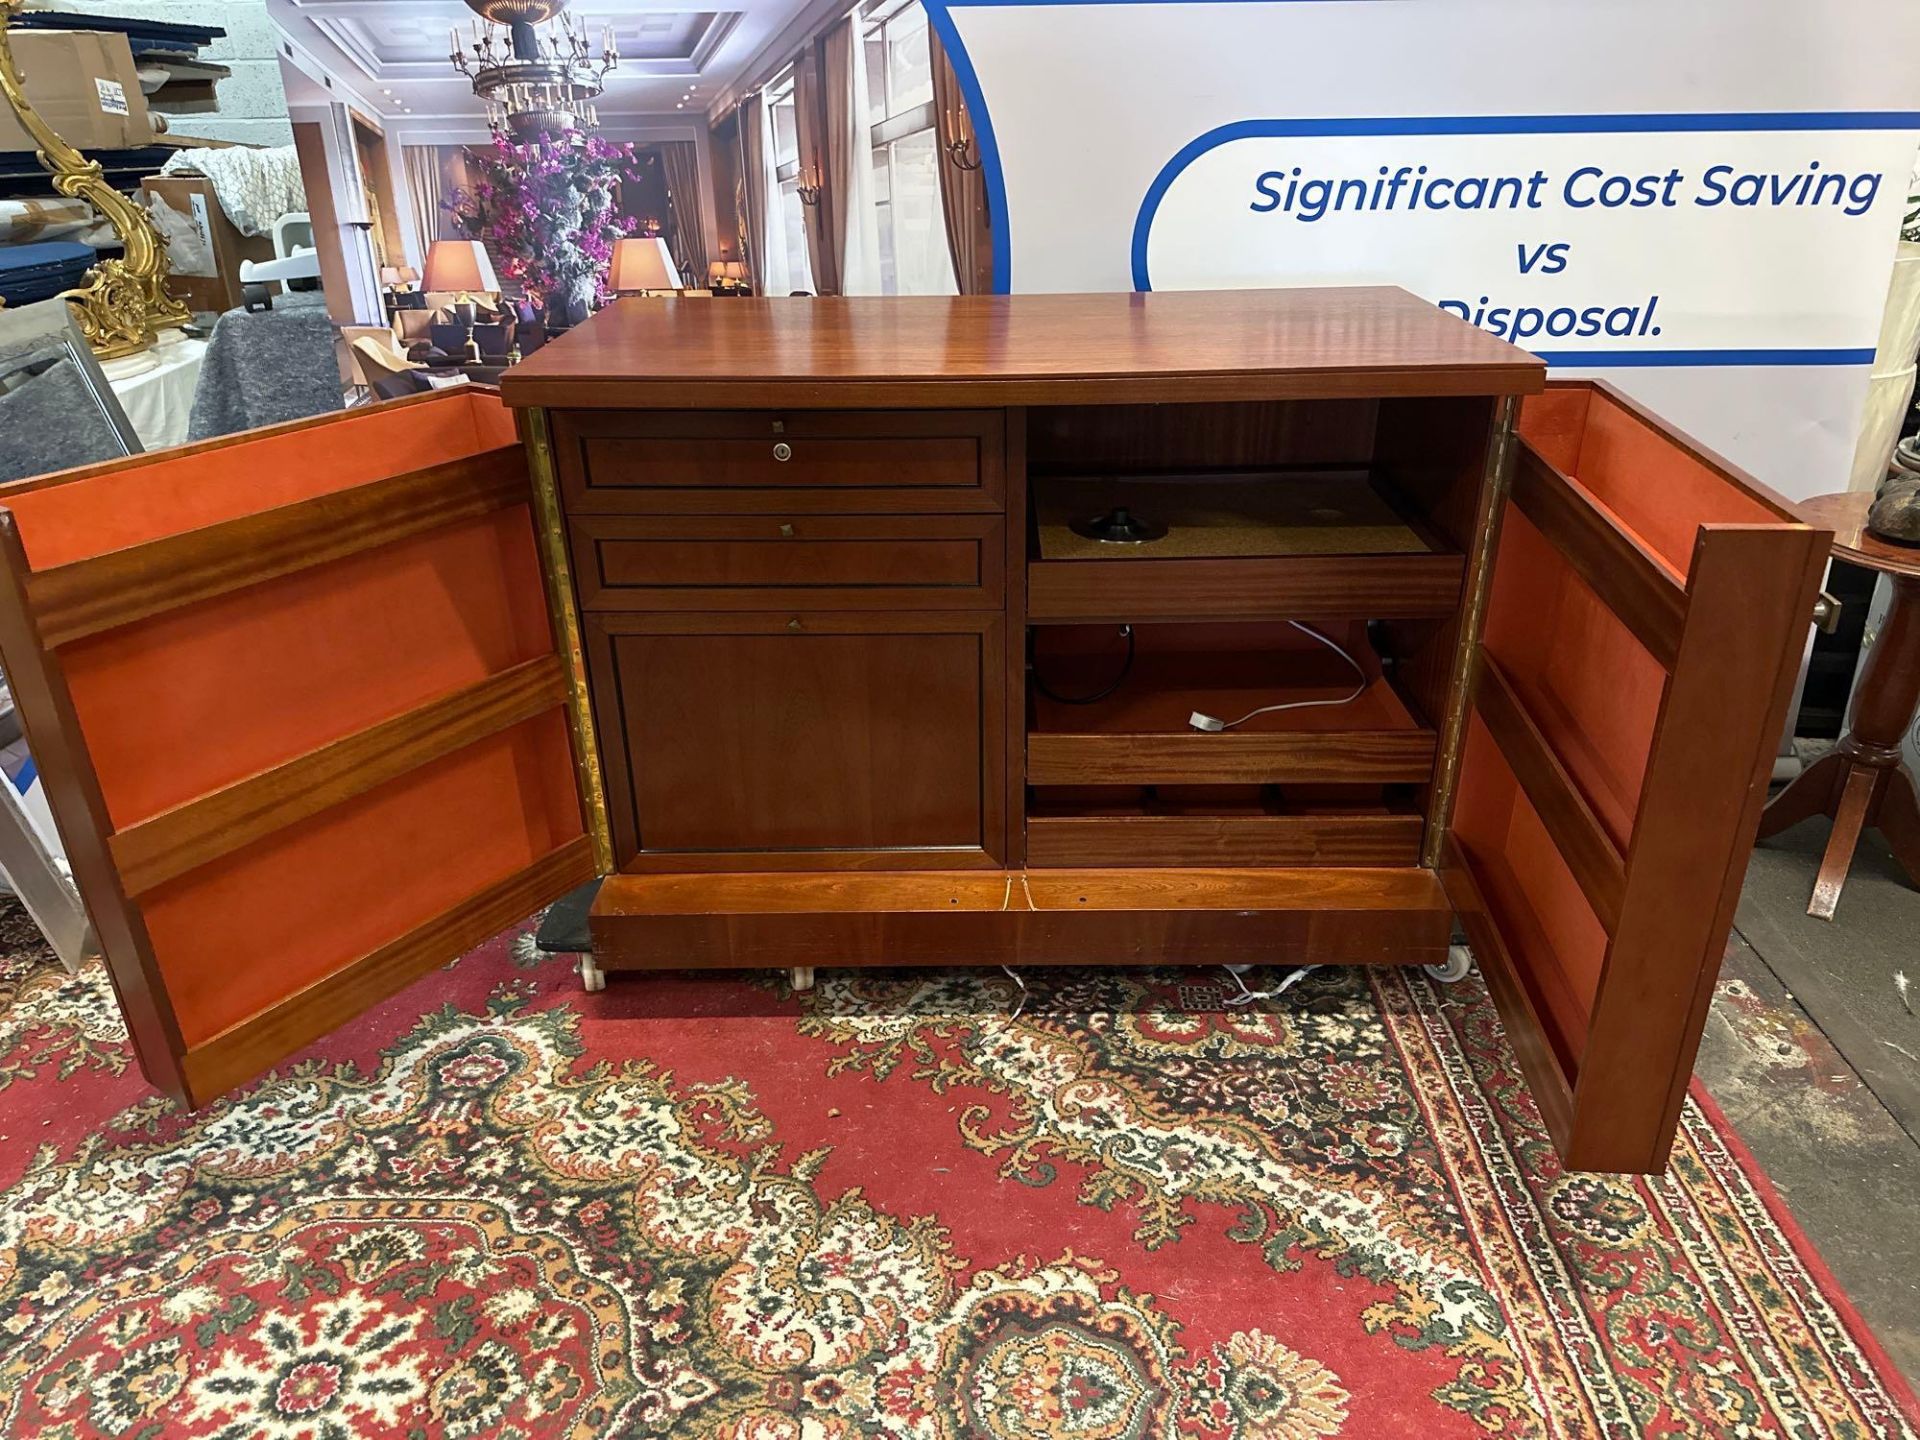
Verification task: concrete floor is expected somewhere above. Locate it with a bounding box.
[1698,815,1920,1389]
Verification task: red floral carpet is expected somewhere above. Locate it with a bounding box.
[0,899,1915,1440]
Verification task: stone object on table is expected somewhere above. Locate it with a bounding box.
[1869,478,1920,543]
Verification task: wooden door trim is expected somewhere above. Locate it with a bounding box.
[1569,522,1826,1170]
[179,836,595,1104]
[110,656,568,898]
[1511,443,1685,667]
[0,513,189,1097]
[27,447,528,647]
[1472,654,1627,932]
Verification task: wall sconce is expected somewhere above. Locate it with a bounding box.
[796,162,823,207]
[943,105,980,172]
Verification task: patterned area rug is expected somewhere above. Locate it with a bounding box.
[0,899,1915,1440]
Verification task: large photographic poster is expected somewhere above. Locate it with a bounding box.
[926,0,1920,497]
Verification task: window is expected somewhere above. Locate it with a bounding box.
[764,68,816,295]
[860,0,954,296]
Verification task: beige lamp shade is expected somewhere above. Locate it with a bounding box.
[707,260,727,281]
[721,261,746,281]
[421,239,499,295]
[610,236,680,293]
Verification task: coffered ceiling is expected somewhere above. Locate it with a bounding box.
[268,0,813,127]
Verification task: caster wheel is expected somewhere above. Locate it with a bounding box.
[578,955,606,993]
[789,966,816,993]
[1423,944,1473,984]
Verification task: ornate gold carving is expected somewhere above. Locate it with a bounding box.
[0,0,190,358]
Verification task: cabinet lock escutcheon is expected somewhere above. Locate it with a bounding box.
[787,617,803,631]
[773,442,793,462]
[779,522,795,537]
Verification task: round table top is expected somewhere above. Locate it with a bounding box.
[1798,490,1920,579]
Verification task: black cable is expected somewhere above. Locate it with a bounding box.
[1030,625,1135,706]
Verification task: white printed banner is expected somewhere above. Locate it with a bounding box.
[925,0,1920,496]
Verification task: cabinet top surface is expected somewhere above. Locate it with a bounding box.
[500,286,1546,409]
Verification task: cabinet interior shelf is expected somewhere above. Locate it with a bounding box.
[1026,621,1437,790]
[1027,467,1463,622]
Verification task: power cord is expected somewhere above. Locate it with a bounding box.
[1222,963,1321,1006]
[1189,621,1367,732]
[1031,625,1135,706]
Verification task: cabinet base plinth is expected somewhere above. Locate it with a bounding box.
[587,867,1453,973]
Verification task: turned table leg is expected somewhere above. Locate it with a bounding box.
[1769,573,1920,918]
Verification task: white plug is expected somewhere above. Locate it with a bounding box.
[1188,711,1226,732]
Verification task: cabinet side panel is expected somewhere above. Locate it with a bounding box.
[0,392,514,568]
[1479,509,1663,849]
[64,508,554,829]
[141,710,581,1048]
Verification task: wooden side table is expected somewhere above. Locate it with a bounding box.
[1759,490,1920,918]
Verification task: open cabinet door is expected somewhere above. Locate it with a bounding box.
[1444,381,1829,1173]
[0,391,599,1107]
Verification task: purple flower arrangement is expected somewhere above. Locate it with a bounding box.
[449,130,656,323]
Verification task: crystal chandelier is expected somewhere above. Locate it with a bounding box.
[449,0,617,142]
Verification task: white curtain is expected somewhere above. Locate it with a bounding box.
[839,25,885,295]
[402,145,443,266]
[758,100,797,295]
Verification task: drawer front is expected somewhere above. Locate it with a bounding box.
[585,611,1006,870]
[554,410,1004,514]
[571,514,1004,611]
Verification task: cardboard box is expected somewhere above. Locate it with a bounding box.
[141,173,273,314]
[0,30,156,154]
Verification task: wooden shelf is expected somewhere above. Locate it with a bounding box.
[1027,623,1437,787]
[1027,468,1464,622]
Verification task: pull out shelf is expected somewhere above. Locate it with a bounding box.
[1027,468,1464,622]
[1027,622,1436,787]
[589,866,1454,971]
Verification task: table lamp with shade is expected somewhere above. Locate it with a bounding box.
[609,236,680,296]
[422,239,499,361]
[708,258,746,294]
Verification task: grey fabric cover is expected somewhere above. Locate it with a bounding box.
[0,357,127,482]
[0,296,141,456]
[187,293,342,442]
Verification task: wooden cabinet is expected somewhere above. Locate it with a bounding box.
[0,290,1828,1176]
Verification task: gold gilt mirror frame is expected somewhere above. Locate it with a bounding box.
[0,0,189,358]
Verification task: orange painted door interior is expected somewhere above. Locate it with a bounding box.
[1449,381,1829,1173]
[0,391,595,1106]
